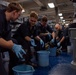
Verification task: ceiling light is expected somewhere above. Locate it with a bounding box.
[22,9,25,13]
[63,20,65,22]
[65,24,69,26]
[60,16,63,19]
[48,3,55,8]
[58,13,62,16]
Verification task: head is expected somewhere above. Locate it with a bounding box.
[55,23,61,31]
[41,16,47,26]
[6,2,23,21]
[29,11,38,26]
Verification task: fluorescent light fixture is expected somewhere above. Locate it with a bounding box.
[63,20,65,22]
[22,9,25,13]
[48,3,55,8]
[60,16,63,19]
[65,24,69,26]
[58,13,62,16]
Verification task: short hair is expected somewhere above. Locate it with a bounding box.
[41,16,47,22]
[30,11,38,19]
[6,2,23,12]
[56,23,60,25]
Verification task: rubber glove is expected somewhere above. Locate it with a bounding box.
[40,39,44,47]
[57,42,60,47]
[50,39,54,43]
[12,44,26,61]
[47,34,51,39]
[30,39,37,47]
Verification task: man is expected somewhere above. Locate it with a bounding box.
[55,23,69,52]
[13,11,44,67]
[0,2,26,75]
[36,16,55,48]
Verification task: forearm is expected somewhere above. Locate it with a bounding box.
[25,36,32,41]
[39,33,49,36]
[60,37,65,43]
[0,38,14,49]
[35,36,41,41]
[52,32,55,39]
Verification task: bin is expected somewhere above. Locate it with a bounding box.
[12,64,35,75]
[71,38,76,65]
[49,47,57,56]
[37,51,50,67]
[69,28,76,39]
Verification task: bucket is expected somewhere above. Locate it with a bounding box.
[69,28,76,39]
[12,64,35,75]
[37,51,50,67]
[49,47,57,56]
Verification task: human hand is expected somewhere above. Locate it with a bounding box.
[50,39,54,43]
[12,44,26,61]
[30,39,37,47]
[40,39,44,47]
[57,42,60,47]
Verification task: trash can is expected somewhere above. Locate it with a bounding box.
[71,38,76,65]
[69,28,76,65]
[49,47,57,56]
[12,64,35,75]
[37,51,50,67]
[69,28,76,39]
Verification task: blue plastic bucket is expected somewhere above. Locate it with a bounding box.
[49,47,57,56]
[37,51,50,67]
[12,64,35,75]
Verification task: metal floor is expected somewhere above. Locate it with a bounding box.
[34,52,75,75]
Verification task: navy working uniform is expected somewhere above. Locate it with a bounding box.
[36,22,53,43]
[13,20,38,64]
[57,26,70,51]
[0,9,10,75]
[0,10,22,75]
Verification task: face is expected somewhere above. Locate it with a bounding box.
[41,21,47,26]
[55,24,60,31]
[29,17,37,26]
[11,10,21,21]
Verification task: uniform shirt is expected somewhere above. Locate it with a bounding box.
[57,26,67,40]
[0,10,11,40]
[13,20,38,40]
[0,10,11,75]
[36,22,53,35]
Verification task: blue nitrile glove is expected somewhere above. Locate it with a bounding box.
[47,34,51,39]
[57,42,60,47]
[40,39,44,47]
[50,39,54,43]
[30,39,37,47]
[12,44,26,61]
